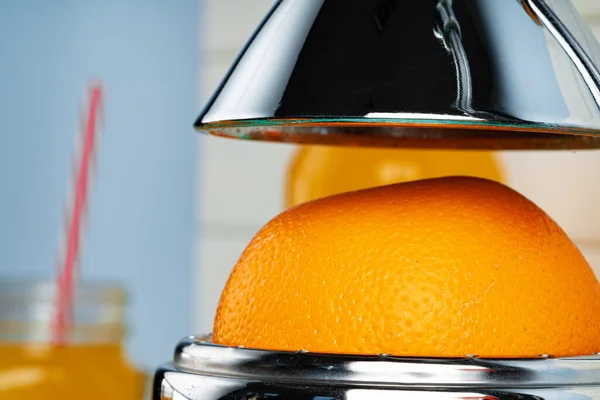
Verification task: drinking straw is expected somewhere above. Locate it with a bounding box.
[52,83,103,344]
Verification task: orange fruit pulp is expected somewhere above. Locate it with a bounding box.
[214,176,600,358]
[0,343,146,399]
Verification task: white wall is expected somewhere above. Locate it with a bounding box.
[196,0,600,334]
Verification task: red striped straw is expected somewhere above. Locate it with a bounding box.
[52,83,104,344]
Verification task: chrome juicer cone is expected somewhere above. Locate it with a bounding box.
[195,0,600,149]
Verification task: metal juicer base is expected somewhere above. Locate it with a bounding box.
[153,335,600,399]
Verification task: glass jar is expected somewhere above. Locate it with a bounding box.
[0,280,147,399]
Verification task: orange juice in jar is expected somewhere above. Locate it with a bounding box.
[0,281,146,399]
[286,146,504,207]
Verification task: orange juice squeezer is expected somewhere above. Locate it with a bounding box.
[155,0,600,399]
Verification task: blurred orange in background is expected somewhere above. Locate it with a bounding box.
[286,146,504,207]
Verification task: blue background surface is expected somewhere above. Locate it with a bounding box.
[0,1,199,368]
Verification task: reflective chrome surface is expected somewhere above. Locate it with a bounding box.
[195,0,600,149]
[153,336,600,399]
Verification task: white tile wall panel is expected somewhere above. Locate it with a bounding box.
[205,0,276,53]
[573,0,600,17]
[197,239,253,333]
[199,135,295,229]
